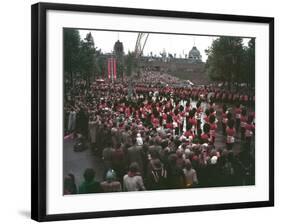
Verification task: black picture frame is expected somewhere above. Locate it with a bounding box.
[31,2,274,222]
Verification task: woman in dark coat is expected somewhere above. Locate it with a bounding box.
[166,153,185,189]
[146,159,167,190]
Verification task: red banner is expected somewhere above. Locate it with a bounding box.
[113,58,117,80]
[107,57,117,81]
[107,58,111,80]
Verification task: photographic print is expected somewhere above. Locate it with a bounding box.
[63,29,256,195]
[31,3,273,221]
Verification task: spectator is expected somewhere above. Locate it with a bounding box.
[183,160,198,187]
[79,168,102,194]
[111,143,126,179]
[127,138,145,175]
[147,159,167,190]
[166,153,185,189]
[100,169,122,192]
[63,173,77,195]
[123,162,146,191]
[88,115,99,150]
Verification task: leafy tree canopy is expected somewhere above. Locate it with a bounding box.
[205,37,255,89]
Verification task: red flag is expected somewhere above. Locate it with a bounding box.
[113,58,117,80]
[107,58,111,80]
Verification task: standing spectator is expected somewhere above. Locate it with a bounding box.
[166,154,185,189]
[146,159,167,190]
[207,155,219,187]
[88,115,99,150]
[121,125,132,146]
[76,107,89,137]
[111,122,120,148]
[67,107,76,133]
[111,143,126,180]
[102,141,114,172]
[218,150,235,186]
[183,160,198,188]
[127,138,145,175]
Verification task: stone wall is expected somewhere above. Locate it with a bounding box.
[139,58,210,85]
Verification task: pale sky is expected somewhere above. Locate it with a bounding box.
[79,29,250,62]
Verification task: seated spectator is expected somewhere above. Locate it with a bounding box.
[79,168,102,194]
[63,173,77,195]
[123,162,146,191]
[100,169,122,193]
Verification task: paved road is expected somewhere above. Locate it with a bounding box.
[63,140,105,186]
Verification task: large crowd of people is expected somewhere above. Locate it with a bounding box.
[63,72,255,195]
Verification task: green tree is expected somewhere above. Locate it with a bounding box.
[94,49,106,79]
[63,29,81,87]
[79,32,96,86]
[245,38,255,87]
[124,51,137,78]
[205,37,245,90]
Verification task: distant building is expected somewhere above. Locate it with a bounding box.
[101,44,209,85]
[113,40,124,57]
[188,46,202,62]
[138,45,209,85]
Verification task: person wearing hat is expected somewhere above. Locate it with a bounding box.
[201,123,211,144]
[100,169,122,193]
[226,119,236,151]
[209,114,217,145]
[221,104,228,136]
[240,108,248,140]
[234,103,242,131]
[183,123,195,140]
